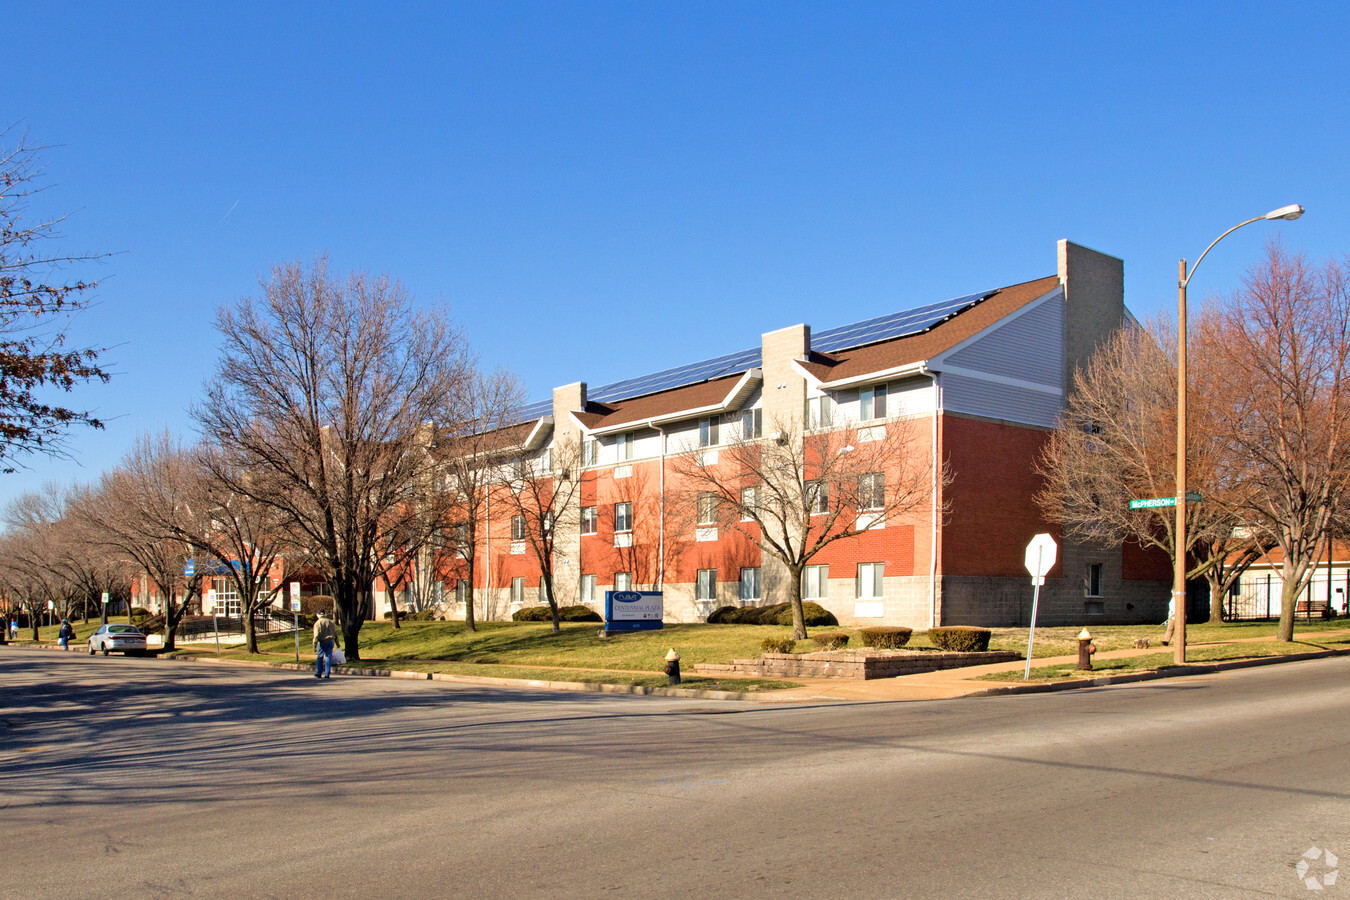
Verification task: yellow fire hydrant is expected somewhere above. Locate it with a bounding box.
[1077,628,1097,671]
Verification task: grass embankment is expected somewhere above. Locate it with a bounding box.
[977,628,1350,683]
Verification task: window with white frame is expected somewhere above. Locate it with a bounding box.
[616,432,634,461]
[455,578,468,605]
[1085,563,1103,598]
[802,564,828,599]
[806,480,829,515]
[856,562,884,599]
[583,437,598,466]
[742,407,762,440]
[697,493,718,525]
[859,473,885,511]
[580,506,598,535]
[614,502,632,533]
[212,577,241,617]
[511,515,527,541]
[860,384,888,421]
[580,574,597,605]
[540,447,552,472]
[698,416,720,448]
[696,568,717,601]
[806,395,832,429]
[741,486,759,521]
[510,577,525,606]
[614,572,631,591]
[739,567,761,602]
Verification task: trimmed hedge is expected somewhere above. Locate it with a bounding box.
[706,602,838,627]
[811,631,850,650]
[860,626,912,650]
[512,604,604,623]
[760,636,796,654]
[927,626,992,652]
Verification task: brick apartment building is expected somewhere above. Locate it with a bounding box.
[435,239,1172,629]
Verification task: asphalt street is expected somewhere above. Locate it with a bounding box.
[2,649,1348,898]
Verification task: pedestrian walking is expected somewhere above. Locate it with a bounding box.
[312,609,338,679]
[8,616,17,639]
[57,619,75,651]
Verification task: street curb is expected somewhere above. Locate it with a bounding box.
[961,647,1350,697]
[153,651,764,702]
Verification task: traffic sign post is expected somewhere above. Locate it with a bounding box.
[290,582,301,662]
[1023,534,1058,680]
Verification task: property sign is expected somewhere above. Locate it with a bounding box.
[604,590,664,632]
[1130,493,1202,509]
[289,581,301,612]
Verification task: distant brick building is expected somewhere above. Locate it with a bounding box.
[432,239,1171,628]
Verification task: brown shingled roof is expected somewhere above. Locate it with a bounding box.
[800,275,1061,383]
[576,374,747,431]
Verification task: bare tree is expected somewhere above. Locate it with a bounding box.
[194,257,474,659]
[669,414,941,639]
[436,368,524,631]
[67,442,203,651]
[1200,243,1350,641]
[0,128,110,470]
[495,434,585,632]
[1035,319,1259,621]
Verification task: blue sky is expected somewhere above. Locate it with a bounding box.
[5,1,1346,508]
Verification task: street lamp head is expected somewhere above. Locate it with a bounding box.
[1264,204,1304,221]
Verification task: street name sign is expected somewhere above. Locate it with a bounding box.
[1130,493,1202,509]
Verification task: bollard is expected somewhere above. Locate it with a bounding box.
[1077,627,1097,671]
[662,648,681,685]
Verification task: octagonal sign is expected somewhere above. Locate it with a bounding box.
[1024,533,1058,582]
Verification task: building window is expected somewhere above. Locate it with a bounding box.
[740,567,761,602]
[857,562,884,599]
[614,572,631,591]
[455,579,468,605]
[807,480,829,515]
[540,447,552,472]
[511,515,527,542]
[859,473,885,511]
[803,565,828,599]
[699,416,720,448]
[212,577,241,617]
[697,568,717,601]
[580,506,598,535]
[741,486,759,521]
[614,502,632,533]
[511,577,525,606]
[860,385,887,421]
[580,574,597,605]
[583,437,598,466]
[806,395,832,429]
[617,432,634,461]
[698,493,718,525]
[742,408,762,440]
[1086,563,1103,598]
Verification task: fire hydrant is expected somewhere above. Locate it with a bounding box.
[663,648,681,685]
[1077,628,1097,671]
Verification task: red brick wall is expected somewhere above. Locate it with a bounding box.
[941,415,1060,578]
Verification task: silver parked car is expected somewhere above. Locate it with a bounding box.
[88,624,148,656]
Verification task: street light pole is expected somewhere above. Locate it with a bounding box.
[1172,204,1304,665]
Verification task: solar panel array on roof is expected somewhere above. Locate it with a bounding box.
[589,346,762,404]
[511,286,997,423]
[812,290,993,353]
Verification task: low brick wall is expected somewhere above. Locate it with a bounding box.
[695,648,1022,680]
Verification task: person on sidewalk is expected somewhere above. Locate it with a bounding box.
[9,616,17,639]
[57,619,75,650]
[1161,595,1176,646]
[313,609,338,678]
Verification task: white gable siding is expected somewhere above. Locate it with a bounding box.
[935,291,1064,428]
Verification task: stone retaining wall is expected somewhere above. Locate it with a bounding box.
[695,648,1022,680]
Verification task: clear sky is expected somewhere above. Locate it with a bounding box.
[5,1,1346,509]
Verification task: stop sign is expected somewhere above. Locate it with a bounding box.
[1024,533,1058,580]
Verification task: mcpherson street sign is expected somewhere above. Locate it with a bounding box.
[1130,493,1202,509]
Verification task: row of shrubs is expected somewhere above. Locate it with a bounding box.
[706,602,839,627]
[760,626,992,655]
[511,605,604,623]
